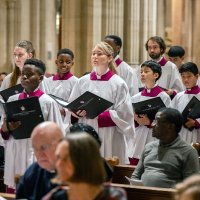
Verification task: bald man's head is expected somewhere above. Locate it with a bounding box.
[31,122,64,171]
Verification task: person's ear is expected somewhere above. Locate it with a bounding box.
[39,75,44,82]
[55,59,58,65]
[154,73,159,80]
[28,53,33,58]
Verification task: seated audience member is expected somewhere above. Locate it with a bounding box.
[130,108,199,188]
[43,133,127,200]
[16,121,64,200]
[168,46,185,69]
[175,174,200,200]
[69,122,114,181]
[0,72,7,87]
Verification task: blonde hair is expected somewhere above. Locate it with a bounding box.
[175,175,200,200]
[9,40,35,87]
[95,42,117,74]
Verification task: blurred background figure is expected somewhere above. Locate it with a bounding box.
[167,45,185,70]
[0,72,7,87]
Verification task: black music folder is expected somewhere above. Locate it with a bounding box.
[132,97,166,120]
[182,96,200,131]
[0,84,24,102]
[0,96,44,139]
[66,91,113,119]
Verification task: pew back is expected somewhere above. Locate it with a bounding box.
[112,183,176,200]
[112,165,136,184]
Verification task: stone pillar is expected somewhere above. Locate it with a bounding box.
[192,0,200,66]
[6,0,16,71]
[124,0,140,68]
[40,0,57,73]
[0,0,8,72]
[30,0,40,57]
[61,0,93,77]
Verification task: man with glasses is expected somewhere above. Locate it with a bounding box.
[129,108,199,188]
[16,121,64,200]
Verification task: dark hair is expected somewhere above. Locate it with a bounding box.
[141,60,162,81]
[168,46,185,57]
[179,62,199,75]
[24,58,46,75]
[158,107,183,134]
[104,35,122,47]
[0,72,7,76]
[57,48,74,59]
[64,133,106,184]
[70,123,101,146]
[145,36,166,54]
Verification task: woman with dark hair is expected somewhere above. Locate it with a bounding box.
[43,133,127,200]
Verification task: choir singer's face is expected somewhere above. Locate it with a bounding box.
[91,46,112,68]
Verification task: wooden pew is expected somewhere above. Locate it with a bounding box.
[112,164,136,184]
[112,183,176,200]
[0,193,15,200]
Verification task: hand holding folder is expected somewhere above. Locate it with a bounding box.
[182,96,200,131]
[49,91,113,119]
[132,97,166,120]
[0,84,23,102]
[0,96,44,139]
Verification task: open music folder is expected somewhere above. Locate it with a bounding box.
[132,97,166,120]
[0,84,24,102]
[182,96,200,131]
[49,91,113,119]
[0,96,44,139]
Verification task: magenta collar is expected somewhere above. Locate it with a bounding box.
[90,70,114,81]
[19,89,44,100]
[185,85,200,94]
[53,72,73,80]
[141,85,163,97]
[115,57,123,67]
[158,57,168,66]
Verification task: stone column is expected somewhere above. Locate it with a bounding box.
[0,0,8,72]
[124,0,140,68]
[30,0,40,57]
[40,0,57,73]
[6,0,16,71]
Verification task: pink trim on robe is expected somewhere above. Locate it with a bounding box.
[98,111,116,128]
[115,57,123,67]
[195,120,200,129]
[158,57,168,66]
[53,71,73,80]
[184,85,200,94]
[90,70,114,81]
[19,89,44,100]
[141,86,163,97]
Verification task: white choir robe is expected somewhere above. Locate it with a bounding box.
[171,87,200,144]
[44,75,78,100]
[2,92,66,188]
[131,86,171,160]
[114,55,139,96]
[67,71,135,164]
[136,57,184,93]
